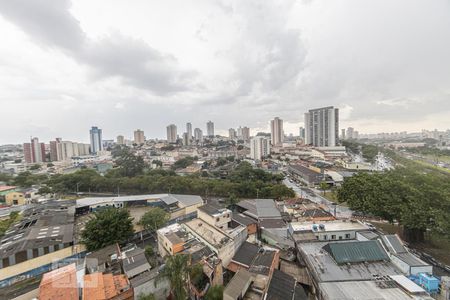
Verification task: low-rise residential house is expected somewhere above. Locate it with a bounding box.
[83,272,134,300]
[5,188,38,205]
[39,263,79,300]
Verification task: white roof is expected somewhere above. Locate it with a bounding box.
[290,220,369,232]
[76,193,203,208]
[389,275,426,294]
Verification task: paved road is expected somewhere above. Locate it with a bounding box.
[0,204,32,218]
[283,179,353,218]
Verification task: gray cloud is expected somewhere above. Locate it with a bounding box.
[0,0,195,95]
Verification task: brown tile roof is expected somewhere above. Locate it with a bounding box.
[39,263,79,300]
[83,273,131,300]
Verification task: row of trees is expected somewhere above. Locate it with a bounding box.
[337,159,450,242]
[42,162,294,199]
[342,140,379,162]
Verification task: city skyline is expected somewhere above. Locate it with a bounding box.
[2,0,450,144]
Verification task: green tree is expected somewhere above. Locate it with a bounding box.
[152,160,163,168]
[29,164,41,170]
[319,181,328,195]
[156,254,191,300]
[172,156,195,170]
[137,293,156,300]
[138,207,170,233]
[47,163,54,168]
[37,186,53,195]
[81,208,134,251]
[115,148,146,177]
[145,245,154,258]
[205,285,224,300]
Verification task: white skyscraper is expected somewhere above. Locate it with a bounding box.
[89,126,103,154]
[237,126,250,141]
[207,121,214,137]
[186,122,192,139]
[117,135,125,145]
[166,124,177,143]
[194,128,203,143]
[346,127,354,140]
[270,117,284,146]
[250,136,271,160]
[182,132,191,146]
[304,106,339,147]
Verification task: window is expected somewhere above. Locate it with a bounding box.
[331,235,336,240]
[323,235,327,240]
[339,236,343,240]
[216,218,220,222]
[345,234,350,239]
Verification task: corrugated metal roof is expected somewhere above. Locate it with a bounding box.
[323,240,389,265]
[255,199,281,218]
[223,269,254,300]
[381,234,407,254]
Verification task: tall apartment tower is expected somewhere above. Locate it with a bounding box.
[194,128,203,144]
[166,124,177,143]
[49,138,62,161]
[304,106,339,147]
[341,129,346,140]
[89,126,103,154]
[186,123,192,139]
[346,127,354,140]
[229,128,237,140]
[299,127,306,139]
[117,135,125,145]
[237,126,250,141]
[134,129,145,144]
[206,121,214,137]
[24,137,46,163]
[250,136,271,161]
[270,117,284,146]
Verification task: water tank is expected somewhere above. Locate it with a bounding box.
[312,224,318,231]
[319,224,325,230]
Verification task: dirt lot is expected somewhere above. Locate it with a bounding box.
[128,206,154,231]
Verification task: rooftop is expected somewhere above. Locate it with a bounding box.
[290,219,369,233]
[83,273,131,300]
[183,218,230,249]
[323,240,390,265]
[76,193,203,208]
[298,241,401,282]
[266,269,307,300]
[198,203,231,216]
[122,248,151,278]
[39,263,78,300]
[223,269,254,300]
[232,213,257,226]
[232,242,259,267]
[0,186,16,192]
[255,199,281,219]
[0,201,75,259]
[319,280,433,300]
[381,234,407,254]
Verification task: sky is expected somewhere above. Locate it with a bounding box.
[1,0,450,144]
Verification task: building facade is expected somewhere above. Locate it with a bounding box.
[305,106,339,147]
[194,128,203,143]
[206,121,214,137]
[229,128,237,140]
[89,126,103,154]
[133,129,145,145]
[166,124,177,143]
[23,137,45,164]
[270,117,284,146]
[186,123,192,140]
[250,136,270,160]
[117,135,125,145]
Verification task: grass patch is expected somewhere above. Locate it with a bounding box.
[0,212,21,237]
[413,159,450,174]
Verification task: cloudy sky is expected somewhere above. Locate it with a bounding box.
[1,0,450,144]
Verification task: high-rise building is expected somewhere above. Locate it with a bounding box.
[194,128,203,143]
[304,106,339,147]
[237,126,250,141]
[182,132,191,146]
[207,121,214,137]
[117,135,125,145]
[229,128,237,140]
[270,117,284,146]
[250,136,271,160]
[186,123,192,140]
[166,124,177,143]
[24,137,45,163]
[134,129,145,145]
[341,129,346,140]
[346,127,354,140]
[49,138,62,161]
[299,127,306,139]
[89,126,103,154]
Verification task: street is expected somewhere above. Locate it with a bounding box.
[283,178,353,218]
